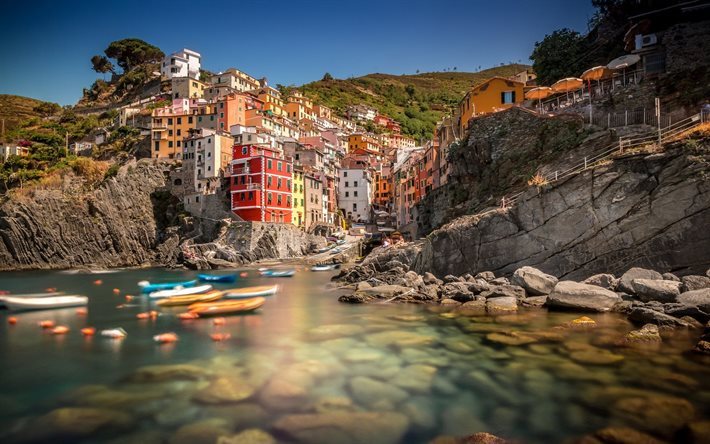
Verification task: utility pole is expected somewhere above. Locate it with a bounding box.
[65,132,69,157]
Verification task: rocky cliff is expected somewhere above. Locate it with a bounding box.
[413,137,710,280]
[0,159,181,270]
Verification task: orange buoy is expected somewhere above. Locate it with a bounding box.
[81,327,96,336]
[45,287,57,292]
[112,288,120,295]
[39,320,56,329]
[93,279,103,285]
[210,333,231,342]
[149,310,159,319]
[8,316,18,325]
[136,312,150,320]
[240,272,248,278]
[179,312,199,320]
[212,317,226,326]
[52,326,70,335]
[153,332,178,343]
[125,295,134,302]
[76,308,88,316]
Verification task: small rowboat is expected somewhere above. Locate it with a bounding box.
[149,284,212,299]
[198,274,237,283]
[156,290,223,307]
[260,270,295,278]
[311,264,340,272]
[0,292,66,308]
[138,279,197,294]
[188,297,265,316]
[223,285,278,299]
[2,295,88,311]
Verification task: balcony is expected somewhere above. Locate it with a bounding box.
[232,166,251,175]
[232,183,261,191]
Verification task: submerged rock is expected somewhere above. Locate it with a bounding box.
[217,429,276,444]
[511,266,558,295]
[124,364,211,383]
[27,407,134,441]
[170,418,232,444]
[486,331,537,346]
[547,281,622,312]
[192,377,255,404]
[622,324,662,343]
[612,395,696,438]
[628,307,691,328]
[272,411,409,444]
[348,376,409,408]
[569,348,624,365]
[575,426,665,444]
[485,296,518,312]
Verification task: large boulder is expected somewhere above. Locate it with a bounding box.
[272,411,409,444]
[628,307,691,328]
[617,268,663,294]
[511,266,558,296]
[480,284,526,300]
[442,282,475,302]
[631,279,681,303]
[546,281,622,312]
[485,296,518,312]
[681,275,710,292]
[583,274,618,290]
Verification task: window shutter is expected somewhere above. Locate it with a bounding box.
[501,92,505,104]
[511,91,516,103]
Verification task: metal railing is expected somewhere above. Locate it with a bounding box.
[492,109,707,215]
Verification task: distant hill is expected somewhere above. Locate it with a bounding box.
[299,64,530,140]
[0,95,53,140]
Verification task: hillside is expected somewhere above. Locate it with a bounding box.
[0,95,56,139]
[299,64,530,139]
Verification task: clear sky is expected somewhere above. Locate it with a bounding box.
[0,0,596,105]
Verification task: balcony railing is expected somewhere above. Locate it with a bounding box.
[233,183,261,190]
[232,167,251,175]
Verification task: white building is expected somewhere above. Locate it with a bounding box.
[182,128,234,213]
[161,49,201,80]
[346,105,377,122]
[1,145,29,162]
[338,162,373,223]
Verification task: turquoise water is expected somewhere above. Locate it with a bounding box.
[0,267,709,443]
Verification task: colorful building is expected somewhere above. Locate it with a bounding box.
[338,157,373,224]
[348,133,383,157]
[458,77,524,134]
[182,128,234,213]
[172,77,206,99]
[161,48,201,80]
[304,172,323,228]
[210,68,262,93]
[291,165,305,227]
[230,144,292,223]
[151,99,210,159]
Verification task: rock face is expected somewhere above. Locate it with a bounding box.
[511,266,558,295]
[546,281,622,312]
[0,160,181,270]
[412,147,710,280]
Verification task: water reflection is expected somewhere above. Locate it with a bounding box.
[0,268,708,443]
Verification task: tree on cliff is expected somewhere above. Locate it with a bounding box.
[530,28,588,86]
[91,55,115,74]
[91,38,164,74]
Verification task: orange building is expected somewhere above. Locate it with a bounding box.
[215,93,250,132]
[347,133,383,157]
[458,77,524,134]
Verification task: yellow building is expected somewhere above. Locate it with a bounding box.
[285,91,315,122]
[171,77,206,99]
[348,133,382,156]
[151,111,199,159]
[292,166,305,227]
[255,87,288,117]
[458,77,524,134]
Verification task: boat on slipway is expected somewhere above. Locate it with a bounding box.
[310,264,340,272]
[260,270,295,278]
[149,284,212,299]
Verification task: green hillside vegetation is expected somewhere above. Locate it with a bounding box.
[0,95,61,139]
[298,64,530,140]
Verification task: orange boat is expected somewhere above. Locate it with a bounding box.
[156,290,223,307]
[188,297,265,316]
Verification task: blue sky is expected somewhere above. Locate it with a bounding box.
[0,0,595,105]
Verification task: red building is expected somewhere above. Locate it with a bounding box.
[230,143,292,223]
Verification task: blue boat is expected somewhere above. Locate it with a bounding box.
[260,270,295,278]
[198,274,237,283]
[138,279,198,294]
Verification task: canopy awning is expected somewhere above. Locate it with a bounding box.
[551,77,583,93]
[525,86,553,100]
[581,66,612,81]
[607,54,641,70]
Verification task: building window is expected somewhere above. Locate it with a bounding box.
[277,161,282,171]
[168,118,173,125]
[345,191,349,197]
[353,203,357,211]
[267,192,272,204]
[345,181,349,187]
[249,191,254,200]
[268,176,272,186]
[343,171,348,177]
[168,141,173,148]
[354,191,358,197]
[277,178,282,188]
[354,181,358,187]
[267,159,272,169]
[277,194,282,205]
[501,91,516,104]
[188,116,193,124]
[177,117,182,124]
[242,146,247,155]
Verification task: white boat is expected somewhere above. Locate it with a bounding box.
[2,295,88,311]
[149,284,213,299]
[311,264,339,272]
